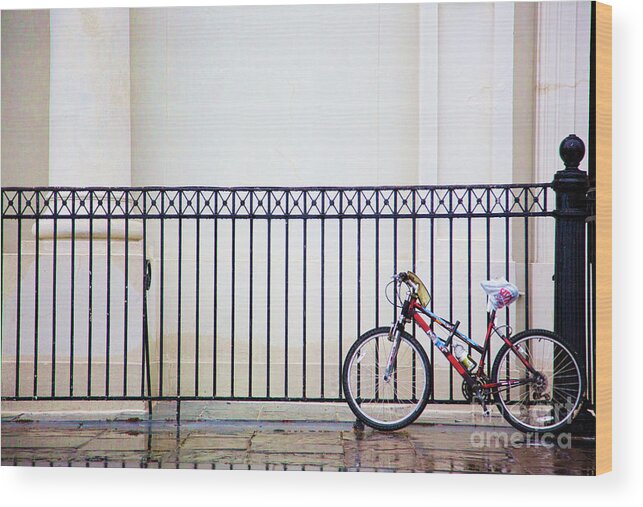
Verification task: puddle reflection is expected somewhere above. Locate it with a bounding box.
[1,421,596,475]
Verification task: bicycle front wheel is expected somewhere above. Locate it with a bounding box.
[342,327,431,431]
[491,329,584,434]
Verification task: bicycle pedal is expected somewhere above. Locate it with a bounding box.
[482,408,491,417]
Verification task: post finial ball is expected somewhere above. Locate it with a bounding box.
[559,134,585,169]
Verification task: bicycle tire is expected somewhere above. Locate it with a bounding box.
[491,329,585,434]
[342,327,432,431]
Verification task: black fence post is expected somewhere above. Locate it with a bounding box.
[553,134,593,430]
[553,134,588,355]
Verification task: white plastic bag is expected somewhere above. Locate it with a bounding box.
[480,278,520,312]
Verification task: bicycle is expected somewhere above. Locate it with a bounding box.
[342,271,584,433]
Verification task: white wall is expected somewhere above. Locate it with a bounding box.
[49,9,132,187]
[1,10,50,188]
[131,4,419,188]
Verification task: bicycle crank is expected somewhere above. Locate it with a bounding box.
[462,380,492,417]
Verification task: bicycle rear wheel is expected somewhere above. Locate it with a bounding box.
[342,327,431,431]
[491,329,584,433]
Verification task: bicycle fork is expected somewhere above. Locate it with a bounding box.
[383,330,401,383]
[384,302,409,383]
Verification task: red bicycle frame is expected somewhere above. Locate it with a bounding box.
[405,299,539,392]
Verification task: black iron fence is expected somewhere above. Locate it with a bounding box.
[0,136,595,415]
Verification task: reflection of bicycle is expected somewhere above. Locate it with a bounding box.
[342,272,584,433]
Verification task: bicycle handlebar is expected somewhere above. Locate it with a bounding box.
[394,272,417,294]
[395,272,409,282]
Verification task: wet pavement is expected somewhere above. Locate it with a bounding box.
[1,415,595,474]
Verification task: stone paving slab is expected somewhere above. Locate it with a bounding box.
[182,435,250,450]
[173,449,248,465]
[1,449,78,462]
[0,419,596,475]
[197,403,263,421]
[0,427,105,438]
[80,436,152,452]
[258,404,340,422]
[2,435,98,449]
[1,409,148,422]
[251,432,344,454]
[247,451,346,468]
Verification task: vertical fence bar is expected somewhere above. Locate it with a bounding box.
[393,191,398,320]
[485,189,491,378]
[302,192,307,399]
[51,194,58,396]
[486,189,491,281]
[230,192,236,397]
[429,189,435,401]
[524,197,530,329]
[266,192,272,397]
[141,191,147,399]
[337,192,343,398]
[33,192,40,397]
[212,193,218,397]
[505,190,511,402]
[195,192,201,396]
[467,191,472,368]
[159,193,165,397]
[320,192,325,398]
[87,192,93,396]
[105,191,112,397]
[356,192,362,397]
[123,196,129,397]
[374,192,379,400]
[411,190,417,401]
[177,193,183,399]
[448,190,454,400]
[248,194,254,397]
[356,191,362,400]
[15,194,22,397]
[69,193,75,396]
[392,191,398,399]
[284,192,289,397]
[375,192,380,328]
[505,189,510,325]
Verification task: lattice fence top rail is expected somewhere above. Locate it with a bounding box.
[2,185,553,219]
